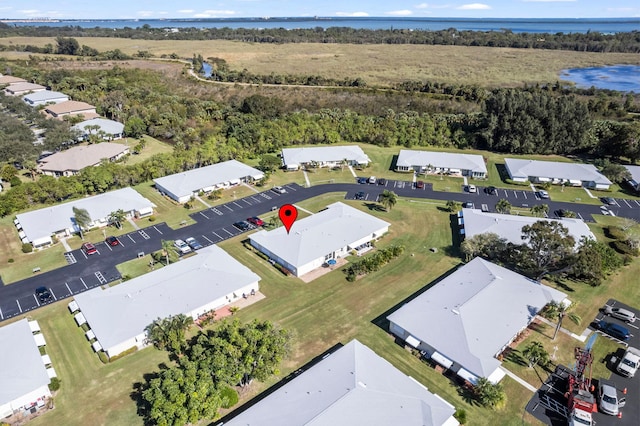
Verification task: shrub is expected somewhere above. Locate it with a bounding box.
[148,216,156,222]
[7,258,14,263]
[97,351,109,364]
[48,377,61,391]
[109,346,138,362]
[610,240,639,256]
[21,243,33,253]
[606,226,627,241]
[9,176,21,187]
[220,386,239,409]
[454,408,467,425]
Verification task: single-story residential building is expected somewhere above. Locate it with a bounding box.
[281,145,371,171]
[22,90,69,107]
[218,339,459,426]
[4,82,46,96]
[73,244,261,359]
[72,118,125,141]
[43,100,99,120]
[0,75,27,85]
[387,257,567,384]
[395,149,488,178]
[624,165,640,192]
[14,187,154,246]
[250,202,390,277]
[153,159,264,204]
[460,208,595,248]
[37,143,130,177]
[504,158,612,190]
[0,319,52,418]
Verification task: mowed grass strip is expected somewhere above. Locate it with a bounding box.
[3,37,640,86]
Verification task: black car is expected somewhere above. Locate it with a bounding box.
[593,320,631,341]
[485,186,498,195]
[357,177,368,184]
[462,202,474,209]
[601,197,616,206]
[354,191,365,200]
[233,221,251,231]
[35,286,53,303]
[377,178,387,186]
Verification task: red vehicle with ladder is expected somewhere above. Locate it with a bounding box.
[566,334,597,426]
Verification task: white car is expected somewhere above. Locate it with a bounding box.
[173,239,192,254]
[273,186,287,194]
[467,184,477,193]
[617,347,640,378]
[538,190,549,199]
[368,176,377,184]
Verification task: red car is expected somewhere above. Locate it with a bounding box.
[82,242,97,255]
[247,217,265,227]
[416,180,425,189]
[105,236,119,246]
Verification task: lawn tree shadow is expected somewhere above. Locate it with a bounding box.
[494,163,511,184]
[389,154,399,171]
[130,363,170,424]
[363,202,385,212]
[456,381,481,406]
[528,321,554,339]
[503,348,527,367]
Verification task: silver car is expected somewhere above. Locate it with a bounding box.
[604,305,636,323]
[598,381,625,416]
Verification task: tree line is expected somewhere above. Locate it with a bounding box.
[1,24,638,53]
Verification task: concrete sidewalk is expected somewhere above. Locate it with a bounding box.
[499,366,537,392]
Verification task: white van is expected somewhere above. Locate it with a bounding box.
[617,347,640,378]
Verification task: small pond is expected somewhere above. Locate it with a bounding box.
[560,64,640,92]
[201,62,212,78]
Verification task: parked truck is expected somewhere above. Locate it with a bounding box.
[616,346,640,378]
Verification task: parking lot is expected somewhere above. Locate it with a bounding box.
[526,299,640,425]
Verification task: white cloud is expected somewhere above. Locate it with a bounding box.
[386,9,413,16]
[335,11,370,17]
[178,10,194,14]
[456,3,491,10]
[17,9,39,15]
[415,3,429,8]
[194,10,236,18]
[137,11,156,17]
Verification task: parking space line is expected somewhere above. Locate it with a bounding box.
[81,251,88,259]
[233,201,243,209]
[513,191,518,199]
[522,192,527,199]
[212,231,223,240]
[16,300,22,313]
[211,208,223,216]
[260,193,272,200]
[50,288,57,300]
[202,235,214,244]
[153,226,163,235]
[503,190,509,197]
[127,234,136,243]
[577,213,584,220]
[222,228,234,236]
[622,199,632,208]
[243,199,252,205]
[199,211,210,219]
[117,238,124,248]
[33,294,40,307]
[224,205,233,212]
[104,243,113,252]
[251,196,261,203]
[285,185,297,191]
[635,200,640,207]
[80,277,88,289]
[65,282,72,295]
[0,306,3,319]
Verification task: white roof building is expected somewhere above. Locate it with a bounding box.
[73,118,125,140]
[15,187,154,246]
[43,100,98,120]
[395,150,488,178]
[0,319,51,418]
[73,244,260,359]
[37,143,130,177]
[281,145,371,170]
[461,208,595,247]
[22,90,69,106]
[388,257,566,384]
[250,202,390,277]
[220,340,459,426]
[504,158,612,190]
[624,165,640,192]
[154,159,264,203]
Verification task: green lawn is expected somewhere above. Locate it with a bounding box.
[123,135,174,165]
[133,182,201,228]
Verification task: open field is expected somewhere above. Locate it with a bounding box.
[3,37,640,87]
[123,135,174,165]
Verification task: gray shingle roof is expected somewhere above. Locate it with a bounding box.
[462,208,595,247]
[282,145,371,167]
[396,150,487,174]
[624,165,640,185]
[37,143,129,173]
[249,202,390,269]
[0,319,50,406]
[387,258,566,378]
[73,245,260,352]
[504,158,612,185]
[15,188,154,243]
[223,340,457,426]
[73,118,125,136]
[153,160,264,200]
[22,90,69,104]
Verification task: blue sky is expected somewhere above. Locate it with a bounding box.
[0,1,638,19]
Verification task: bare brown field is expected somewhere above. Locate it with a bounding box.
[2,36,640,87]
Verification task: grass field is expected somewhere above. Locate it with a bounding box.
[3,37,640,87]
[124,135,174,165]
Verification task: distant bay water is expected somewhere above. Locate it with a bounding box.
[7,17,640,33]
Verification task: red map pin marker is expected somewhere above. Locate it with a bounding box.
[279,204,298,234]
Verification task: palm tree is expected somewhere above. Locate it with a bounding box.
[495,198,512,214]
[530,204,549,217]
[161,239,174,266]
[544,300,582,340]
[521,341,550,368]
[72,207,91,240]
[23,159,38,181]
[108,209,127,229]
[378,190,398,211]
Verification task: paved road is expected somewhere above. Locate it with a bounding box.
[2,179,640,323]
